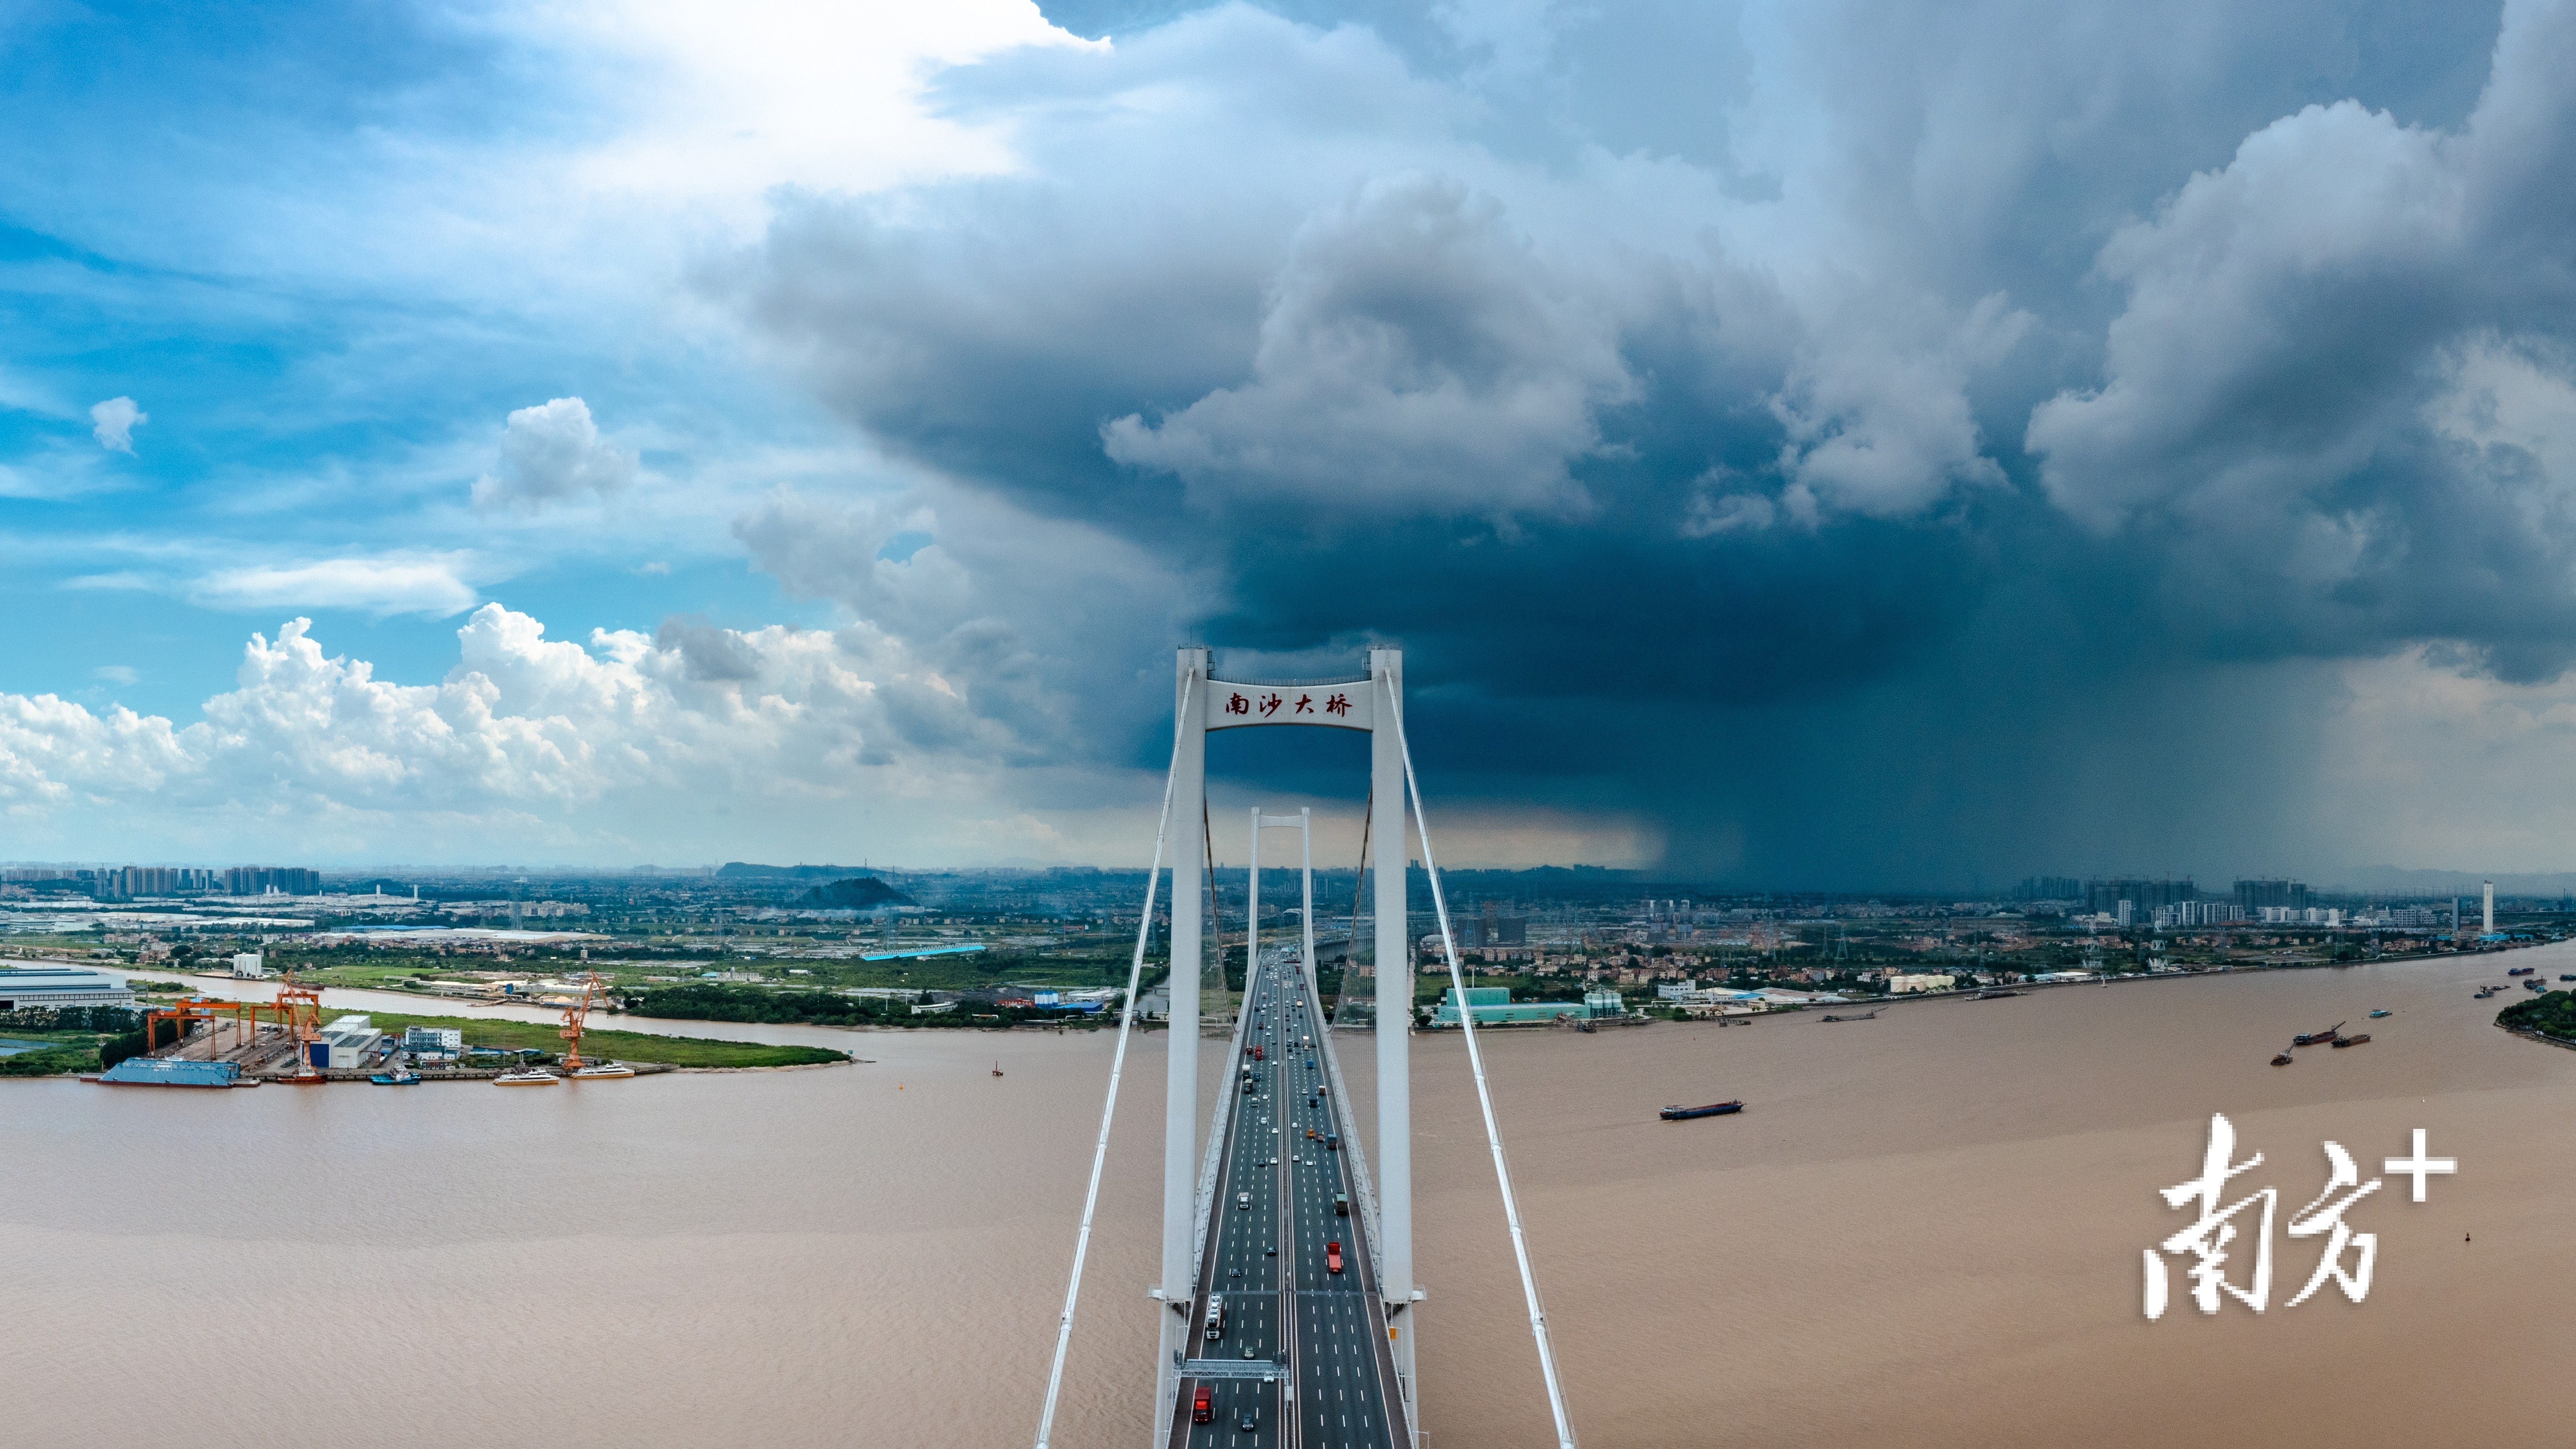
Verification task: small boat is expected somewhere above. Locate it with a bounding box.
[2331,1033,2371,1048]
[494,1068,560,1086]
[1660,1100,1745,1121]
[2291,1022,2346,1046]
[2368,1010,2391,1019]
[2270,1051,2294,1066]
[370,1069,421,1085]
[570,1063,634,1079]
[992,1061,1005,1077]
[2558,975,2575,983]
[1819,1010,1878,1023]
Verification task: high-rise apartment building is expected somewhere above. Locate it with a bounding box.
[2232,878,2309,912]
[2088,877,2196,916]
[223,865,322,896]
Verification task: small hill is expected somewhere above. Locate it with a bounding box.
[719,862,867,881]
[794,876,915,909]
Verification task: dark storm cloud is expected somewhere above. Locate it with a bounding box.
[706,0,2576,885]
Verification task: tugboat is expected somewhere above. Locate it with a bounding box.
[369,1067,422,1085]
[2271,1051,2294,1066]
[2331,1033,2372,1048]
[1660,1100,1746,1121]
[2291,1022,2346,1046]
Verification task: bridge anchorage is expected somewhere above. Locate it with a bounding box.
[1035,648,1580,1449]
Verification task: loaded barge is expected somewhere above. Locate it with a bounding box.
[1660,1100,1745,1121]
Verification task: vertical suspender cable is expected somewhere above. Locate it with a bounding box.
[1339,787,1372,1023]
[1033,674,1194,1449]
[1386,679,1580,1449]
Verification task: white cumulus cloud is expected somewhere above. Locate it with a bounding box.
[0,605,1148,864]
[89,396,146,453]
[188,553,484,618]
[472,397,638,511]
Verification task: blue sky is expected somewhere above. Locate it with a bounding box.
[6,0,2576,883]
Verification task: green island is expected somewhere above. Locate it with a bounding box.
[2496,990,2576,1042]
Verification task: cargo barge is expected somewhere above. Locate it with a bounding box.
[1660,1100,1745,1120]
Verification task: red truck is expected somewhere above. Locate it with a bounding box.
[1252,1045,1264,1061]
[1325,1241,1344,1274]
[1193,1385,1213,1423]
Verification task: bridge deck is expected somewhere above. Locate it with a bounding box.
[1169,951,1408,1449]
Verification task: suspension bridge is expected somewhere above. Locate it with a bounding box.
[1034,648,1580,1449]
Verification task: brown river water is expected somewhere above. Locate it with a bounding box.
[8,947,2575,1448]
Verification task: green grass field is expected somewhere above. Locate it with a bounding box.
[358,1011,848,1068]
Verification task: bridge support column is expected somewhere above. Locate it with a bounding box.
[1157,647,1209,1438]
[1369,646,1419,1442]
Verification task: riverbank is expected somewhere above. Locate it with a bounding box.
[358,1011,849,1069]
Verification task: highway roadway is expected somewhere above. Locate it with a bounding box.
[1169,949,1406,1449]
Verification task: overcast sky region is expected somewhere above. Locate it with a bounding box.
[5,0,2576,886]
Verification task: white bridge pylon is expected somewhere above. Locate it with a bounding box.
[1031,647,1580,1449]
[1160,647,1417,1443]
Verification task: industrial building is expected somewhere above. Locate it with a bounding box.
[1430,986,1584,1026]
[0,966,136,1012]
[313,1016,387,1070]
[403,1025,463,1060]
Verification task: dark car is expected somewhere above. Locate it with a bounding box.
[1239,1407,1258,1432]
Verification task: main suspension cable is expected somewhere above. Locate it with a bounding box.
[1033,673,1193,1449]
[1386,679,1581,1449]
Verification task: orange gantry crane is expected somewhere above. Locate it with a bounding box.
[137,973,327,1080]
[559,970,603,1071]
[143,996,272,1059]
[273,971,325,1082]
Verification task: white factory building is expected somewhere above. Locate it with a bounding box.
[0,966,136,1012]
[313,1015,387,1070]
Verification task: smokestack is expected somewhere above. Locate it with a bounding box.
[2484,880,2495,935]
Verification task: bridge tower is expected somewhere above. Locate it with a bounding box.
[1155,646,1419,1443]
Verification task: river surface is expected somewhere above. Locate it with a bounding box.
[9,947,2576,1447]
